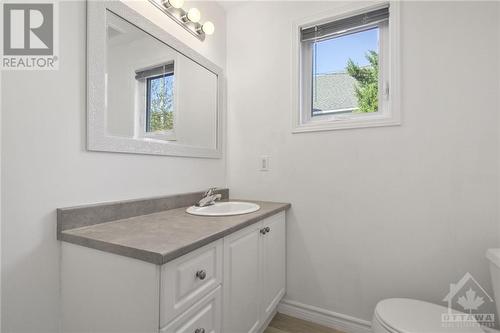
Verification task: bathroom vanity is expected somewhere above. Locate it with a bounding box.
[65,3,291,331]
[57,190,290,333]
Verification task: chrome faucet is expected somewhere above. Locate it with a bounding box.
[196,187,222,207]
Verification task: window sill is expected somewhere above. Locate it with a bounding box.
[292,115,400,133]
[142,130,177,142]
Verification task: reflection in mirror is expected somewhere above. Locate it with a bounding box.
[105,10,218,149]
[137,62,175,138]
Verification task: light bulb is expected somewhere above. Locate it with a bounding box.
[168,0,184,8]
[202,21,215,35]
[186,8,201,23]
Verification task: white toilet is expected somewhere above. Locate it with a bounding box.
[372,249,500,333]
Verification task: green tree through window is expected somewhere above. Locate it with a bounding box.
[346,50,379,113]
[147,74,174,132]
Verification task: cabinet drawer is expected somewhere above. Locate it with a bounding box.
[161,240,223,326]
[160,286,221,333]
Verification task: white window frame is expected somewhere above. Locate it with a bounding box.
[292,2,401,133]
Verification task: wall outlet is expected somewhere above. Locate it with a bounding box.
[260,155,270,171]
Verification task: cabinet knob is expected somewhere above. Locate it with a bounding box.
[195,329,205,333]
[265,227,270,233]
[260,228,267,235]
[196,270,207,280]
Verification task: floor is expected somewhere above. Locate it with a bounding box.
[264,313,344,333]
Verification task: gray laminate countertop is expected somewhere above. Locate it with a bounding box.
[59,200,290,265]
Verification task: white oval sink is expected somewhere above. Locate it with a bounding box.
[186,201,260,216]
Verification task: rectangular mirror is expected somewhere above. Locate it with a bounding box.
[88,1,223,158]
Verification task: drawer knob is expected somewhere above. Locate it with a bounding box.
[265,227,270,233]
[196,270,207,280]
[260,228,267,235]
[195,329,205,333]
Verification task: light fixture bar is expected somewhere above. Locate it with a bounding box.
[148,0,206,41]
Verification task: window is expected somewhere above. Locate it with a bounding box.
[312,28,379,116]
[135,62,176,139]
[293,4,400,132]
[146,73,174,133]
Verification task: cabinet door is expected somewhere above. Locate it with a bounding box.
[260,212,286,321]
[161,240,223,326]
[223,222,263,333]
[160,286,221,333]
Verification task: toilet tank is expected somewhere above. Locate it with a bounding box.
[487,249,500,322]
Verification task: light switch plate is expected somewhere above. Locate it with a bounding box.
[260,155,270,171]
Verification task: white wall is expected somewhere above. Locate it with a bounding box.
[0,0,226,332]
[227,1,500,322]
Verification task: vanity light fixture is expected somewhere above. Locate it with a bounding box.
[150,0,214,41]
[162,0,184,9]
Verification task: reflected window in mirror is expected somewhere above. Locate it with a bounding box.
[146,73,174,133]
[136,62,176,140]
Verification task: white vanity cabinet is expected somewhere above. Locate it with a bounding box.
[223,211,286,333]
[260,212,286,322]
[160,240,223,326]
[61,211,286,333]
[160,286,222,333]
[223,221,263,332]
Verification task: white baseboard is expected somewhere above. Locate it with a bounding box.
[259,307,278,333]
[277,299,372,333]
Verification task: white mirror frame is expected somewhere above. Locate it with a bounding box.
[87,0,224,158]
